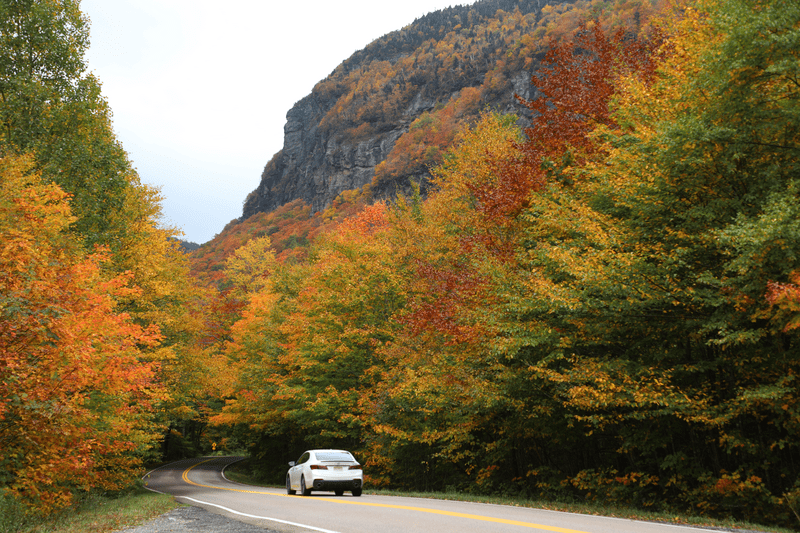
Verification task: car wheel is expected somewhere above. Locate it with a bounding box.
[334,489,344,496]
[286,475,295,495]
[352,488,362,497]
[300,475,311,496]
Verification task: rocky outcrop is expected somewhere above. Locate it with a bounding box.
[241,0,556,222]
[242,94,424,219]
[241,76,535,221]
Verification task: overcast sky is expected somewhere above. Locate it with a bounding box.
[80,0,464,244]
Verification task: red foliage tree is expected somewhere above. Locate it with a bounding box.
[471,23,660,220]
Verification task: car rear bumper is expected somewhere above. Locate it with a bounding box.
[312,478,362,490]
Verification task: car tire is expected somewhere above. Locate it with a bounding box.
[286,475,295,495]
[301,476,311,496]
[352,488,362,497]
[334,489,344,496]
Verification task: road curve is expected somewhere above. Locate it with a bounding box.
[143,456,724,533]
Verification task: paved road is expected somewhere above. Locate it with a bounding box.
[143,456,734,533]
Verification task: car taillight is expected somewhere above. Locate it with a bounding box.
[310,465,328,470]
[349,465,361,470]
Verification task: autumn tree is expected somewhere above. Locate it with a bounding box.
[0,0,130,244]
[224,235,279,296]
[364,112,535,489]
[211,204,411,480]
[0,0,195,332]
[0,155,166,512]
[605,1,800,517]
[495,0,800,523]
[0,0,203,501]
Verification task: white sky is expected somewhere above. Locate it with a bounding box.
[81,1,465,244]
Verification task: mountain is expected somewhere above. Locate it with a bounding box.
[187,0,656,279]
[177,239,201,252]
[240,0,654,221]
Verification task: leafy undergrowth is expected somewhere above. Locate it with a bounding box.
[1,483,180,533]
[223,461,791,533]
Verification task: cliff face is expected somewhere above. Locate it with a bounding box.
[241,0,571,221]
[242,94,408,217]
[242,76,535,221]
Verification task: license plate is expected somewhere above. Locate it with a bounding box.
[334,466,343,471]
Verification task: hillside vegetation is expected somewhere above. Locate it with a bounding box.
[2,0,800,530]
[313,0,658,143]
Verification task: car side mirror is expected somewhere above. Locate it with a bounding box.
[288,461,296,467]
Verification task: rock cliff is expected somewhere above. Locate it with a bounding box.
[242,94,409,217]
[241,0,569,221]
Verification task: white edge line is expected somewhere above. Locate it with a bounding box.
[179,495,342,533]
[220,456,250,485]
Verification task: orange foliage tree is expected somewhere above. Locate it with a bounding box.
[211,203,412,478]
[476,21,660,220]
[0,156,166,512]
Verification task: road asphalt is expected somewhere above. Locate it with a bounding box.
[116,505,775,533]
[119,457,776,533]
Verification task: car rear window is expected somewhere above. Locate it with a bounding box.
[315,452,354,462]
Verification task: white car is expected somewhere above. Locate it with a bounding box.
[286,449,363,496]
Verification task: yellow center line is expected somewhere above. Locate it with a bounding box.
[179,460,589,533]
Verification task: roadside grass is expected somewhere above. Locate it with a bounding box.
[0,482,180,533]
[223,460,794,533]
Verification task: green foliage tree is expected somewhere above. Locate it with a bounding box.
[0,0,135,245]
[498,0,800,522]
[0,0,194,333]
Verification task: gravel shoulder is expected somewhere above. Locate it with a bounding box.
[116,505,278,533]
